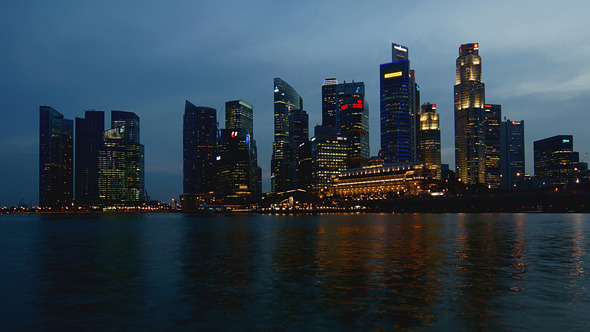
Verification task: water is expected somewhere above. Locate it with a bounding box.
[1,213,589,331]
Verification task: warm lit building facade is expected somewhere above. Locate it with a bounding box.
[417,103,441,180]
[454,43,486,185]
[534,135,579,189]
[484,104,502,188]
[380,43,418,164]
[311,126,348,191]
[330,162,438,199]
[39,106,73,208]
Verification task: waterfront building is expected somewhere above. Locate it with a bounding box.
[271,77,304,192]
[183,101,218,195]
[216,129,251,195]
[485,104,502,188]
[75,110,104,206]
[380,43,418,164]
[330,162,438,199]
[39,106,73,208]
[321,78,339,127]
[534,135,579,189]
[454,43,486,185]
[336,81,369,169]
[501,119,525,190]
[417,103,441,180]
[311,126,348,191]
[98,111,144,205]
[297,141,313,192]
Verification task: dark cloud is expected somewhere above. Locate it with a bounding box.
[2,0,589,205]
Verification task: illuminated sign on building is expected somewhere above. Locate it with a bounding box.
[246,134,251,147]
[384,71,403,79]
[394,45,408,52]
[563,139,570,143]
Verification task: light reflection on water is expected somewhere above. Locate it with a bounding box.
[0,213,589,330]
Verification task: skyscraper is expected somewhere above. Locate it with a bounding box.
[311,126,348,191]
[183,101,218,195]
[501,119,525,190]
[380,43,418,164]
[321,78,339,127]
[485,104,502,188]
[534,135,579,189]
[98,111,144,205]
[271,77,304,192]
[218,99,260,195]
[417,103,441,179]
[75,110,104,206]
[39,106,73,208]
[454,43,486,184]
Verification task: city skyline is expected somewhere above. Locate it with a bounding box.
[2,1,590,205]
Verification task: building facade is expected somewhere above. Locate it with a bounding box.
[311,126,348,191]
[501,119,525,190]
[534,135,579,189]
[39,106,73,208]
[484,104,502,188]
[417,103,441,180]
[454,43,486,185]
[380,43,418,164]
[183,101,218,195]
[271,77,304,192]
[98,111,144,205]
[75,110,104,206]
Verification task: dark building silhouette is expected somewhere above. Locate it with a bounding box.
[501,119,525,190]
[455,43,486,185]
[271,77,304,192]
[485,104,502,188]
[39,106,73,208]
[534,135,579,189]
[183,101,218,195]
[297,141,313,192]
[321,78,339,127]
[75,110,104,206]
[417,103,441,179]
[289,108,309,189]
[98,111,144,205]
[380,43,418,164]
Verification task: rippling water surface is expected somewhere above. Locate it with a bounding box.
[1,213,589,330]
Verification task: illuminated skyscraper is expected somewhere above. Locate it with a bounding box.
[454,43,486,184]
[75,110,104,206]
[39,106,73,208]
[183,101,218,195]
[311,126,348,191]
[380,43,418,164]
[322,78,339,127]
[534,135,579,189]
[225,99,253,137]
[271,77,304,192]
[417,103,441,179]
[485,104,502,188]
[98,111,144,205]
[501,119,525,190]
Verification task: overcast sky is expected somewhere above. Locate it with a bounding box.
[2,0,589,206]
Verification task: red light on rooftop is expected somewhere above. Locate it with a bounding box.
[485,104,492,108]
[432,104,436,108]
[474,43,479,48]
[341,104,349,110]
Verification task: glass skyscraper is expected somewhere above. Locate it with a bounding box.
[454,43,486,185]
[380,43,418,164]
[271,77,304,192]
[485,104,502,188]
[534,135,579,189]
[75,110,104,206]
[501,119,525,190]
[39,106,73,208]
[418,103,441,180]
[183,101,218,195]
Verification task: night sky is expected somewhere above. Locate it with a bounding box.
[2,0,589,206]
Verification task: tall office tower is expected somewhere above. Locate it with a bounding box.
[534,135,579,189]
[311,126,348,191]
[485,104,502,188]
[501,119,525,190]
[75,110,105,206]
[183,101,218,195]
[454,43,486,184]
[225,99,253,136]
[98,111,144,205]
[335,81,369,169]
[322,78,339,127]
[271,77,303,192]
[297,141,313,191]
[417,103,441,179]
[39,106,73,208]
[216,129,250,195]
[380,43,418,164]
[289,108,309,189]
